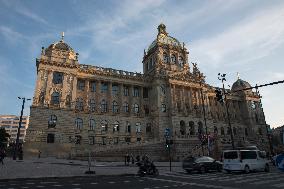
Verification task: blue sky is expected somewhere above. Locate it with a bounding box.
[0,0,283,128]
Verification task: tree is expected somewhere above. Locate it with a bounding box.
[0,128,10,148]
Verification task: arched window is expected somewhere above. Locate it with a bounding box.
[112,101,119,113]
[51,92,60,105]
[146,123,151,133]
[198,121,204,134]
[123,102,129,113]
[227,127,231,135]
[171,54,176,63]
[89,99,95,112]
[180,120,186,135]
[89,119,95,130]
[126,121,131,133]
[178,56,184,67]
[101,99,107,113]
[48,115,57,128]
[112,84,119,95]
[75,118,83,130]
[75,98,84,111]
[189,121,195,135]
[214,126,218,134]
[163,52,169,63]
[161,104,166,112]
[134,104,139,113]
[136,122,141,133]
[113,121,119,132]
[101,120,108,132]
[258,128,262,135]
[221,127,225,135]
[233,127,237,135]
[47,134,55,143]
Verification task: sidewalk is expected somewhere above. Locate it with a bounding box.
[0,157,183,180]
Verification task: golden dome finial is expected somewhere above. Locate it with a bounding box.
[157,23,167,35]
[237,72,240,80]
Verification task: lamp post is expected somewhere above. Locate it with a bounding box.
[218,73,235,150]
[255,86,273,155]
[13,97,31,160]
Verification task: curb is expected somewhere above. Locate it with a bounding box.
[0,174,136,182]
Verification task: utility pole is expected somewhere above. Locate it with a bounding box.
[13,97,31,160]
[218,73,235,150]
[255,86,273,155]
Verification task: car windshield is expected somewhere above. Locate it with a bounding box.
[224,151,238,159]
[184,157,195,162]
[240,151,257,159]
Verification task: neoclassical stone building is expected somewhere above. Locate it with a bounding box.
[25,24,269,160]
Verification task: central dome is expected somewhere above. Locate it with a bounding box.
[47,40,74,52]
[231,79,252,92]
[147,24,182,52]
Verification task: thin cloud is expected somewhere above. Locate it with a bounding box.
[191,4,284,67]
[0,26,24,44]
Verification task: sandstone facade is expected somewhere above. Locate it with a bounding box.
[25,24,269,160]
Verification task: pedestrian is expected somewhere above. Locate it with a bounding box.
[131,154,134,164]
[0,148,6,165]
[38,150,41,159]
[124,153,127,166]
[126,153,130,166]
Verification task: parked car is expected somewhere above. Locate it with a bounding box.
[182,156,223,174]
[222,150,270,173]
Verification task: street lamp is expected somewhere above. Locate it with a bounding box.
[13,97,31,160]
[218,73,235,150]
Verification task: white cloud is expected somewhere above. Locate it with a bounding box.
[0,26,24,44]
[191,3,284,67]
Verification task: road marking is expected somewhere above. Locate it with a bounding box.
[7,188,15,189]
[26,183,35,185]
[163,186,169,188]
[154,187,160,189]
[40,182,58,184]
[108,181,115,184]
[36,186,45,188]
[124,180,130,183]
[251,177,284,185]
[147,177,238,189]
[21,187,29,189]
[139,180,144,182]
[91,182,98,184]
[72,184,80,186]
[173,184,178,187]
[53,185,63,187]
[273,183,284,188]
[144,188,150,189]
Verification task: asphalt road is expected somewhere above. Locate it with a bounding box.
[1,167,283,189]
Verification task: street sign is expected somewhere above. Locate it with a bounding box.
[164,128,170,138]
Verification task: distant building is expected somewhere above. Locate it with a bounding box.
[25,24,269,160]
[271,125,284,151]
[0,115,29,143]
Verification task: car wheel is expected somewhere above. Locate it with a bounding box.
[217,166,222,172]
[264,164,270,172]
[200,166,206,174]
[244,165,250,174]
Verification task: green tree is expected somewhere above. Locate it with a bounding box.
[0,128,10,148]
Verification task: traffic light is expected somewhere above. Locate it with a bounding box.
[166,139,173,148]
[215,88,224,103]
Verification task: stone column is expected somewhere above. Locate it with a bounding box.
[44,70,53,106]
[71,76,77,108]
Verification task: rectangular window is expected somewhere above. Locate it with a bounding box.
[101,82,108,93]
[123,86,129,96]
[89,136,95,145]
[126,122,131,133]
[89,81,96,92]
[53,72,63,84]
[102,137,106,145]
[77,79,85,91]
[112,84,119,95]
[143,87,148,98]
[125,137,131,143]
[135,122,141,133]
[47,134,55,143]
[133,87,140,97]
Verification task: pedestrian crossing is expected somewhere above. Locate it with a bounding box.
[159,171,284,188]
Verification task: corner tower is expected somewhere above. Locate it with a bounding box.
[142,24,190,76]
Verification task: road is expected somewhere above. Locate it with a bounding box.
[1,167,283,189]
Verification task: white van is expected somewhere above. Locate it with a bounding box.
[223,150,269,173]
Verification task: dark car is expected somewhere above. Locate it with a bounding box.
[182,156,223,173]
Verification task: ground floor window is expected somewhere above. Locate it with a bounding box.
[47,133,55,143]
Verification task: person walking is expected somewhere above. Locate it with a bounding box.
[0,148,6,165]
[126,154,130,166]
